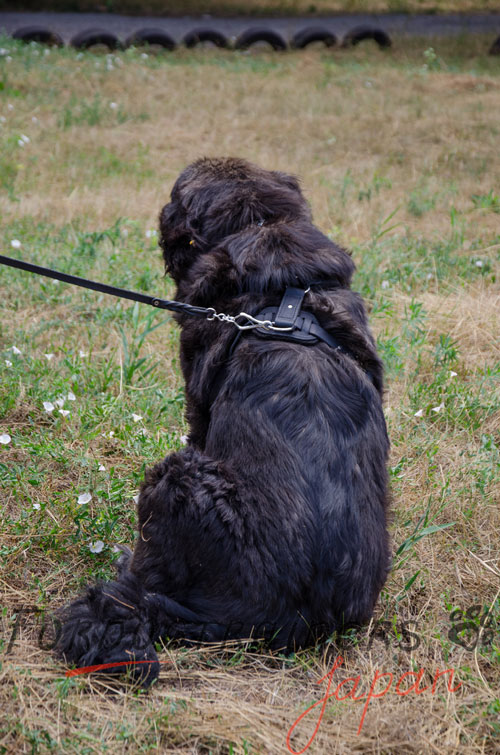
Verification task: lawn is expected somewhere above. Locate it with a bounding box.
[0,34,499,754]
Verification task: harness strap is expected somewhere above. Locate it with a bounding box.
[273,287,307,328]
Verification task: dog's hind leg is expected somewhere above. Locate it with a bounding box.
[56,447,245,685]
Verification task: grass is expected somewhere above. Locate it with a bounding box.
[0,34,499,754]
[2,1,500,16]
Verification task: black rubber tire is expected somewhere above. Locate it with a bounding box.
[291,27,337,50]
[70,29,122,51]
[235,28,287,51]
[183,28,229,49]
[12,26,63,47]
[342,26,392,49]
[125,28,176,50]
[489,35,500,55]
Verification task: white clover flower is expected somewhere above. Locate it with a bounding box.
[79,350,88,358]
[10,240,21,249]
[132,413,142,422]
[18,140,25,147]
[414,409,423,417]
[20,134,30,144]
[180,434,189,445]
[52,279,59,286]
[55,397,65,408]
[449,371,457,378]
[77,492,92,505]
[432,402,444,413]
[475,260,483,268]
[0,433,11,445]
[43,401,55,413]
[44,353,54,361]
[11,345,22,355]
[381,280,390,289]
[5,360,12,367]
[109,101,118,109]
[89,540,105,554]
[98,463,106,472]
[59,409,70,417]
[33,503,41,510]
[67,391,76,401]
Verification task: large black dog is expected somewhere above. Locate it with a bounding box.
[57,157,390,685]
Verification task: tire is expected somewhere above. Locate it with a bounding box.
[489,35,500,55]
[291,27,337,50]
[12,26,63,47]
[125,28,176,50]
[342,26,392,49]
[70,29,122,51]
[235,28,287,52]
[183,28,229,49]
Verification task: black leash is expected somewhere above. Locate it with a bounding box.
[1,253,371,381]
[0,254,210,318]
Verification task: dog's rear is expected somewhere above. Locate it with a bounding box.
[56,158,390,685]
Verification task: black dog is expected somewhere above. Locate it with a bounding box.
[56,157,390,685]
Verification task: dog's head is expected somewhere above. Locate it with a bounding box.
[159,157,310,283]
[158,157,354,295]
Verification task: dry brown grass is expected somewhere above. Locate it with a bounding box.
[0,34,499,754]
[3,41,499,242]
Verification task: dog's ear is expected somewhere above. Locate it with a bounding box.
[158,199,200,284]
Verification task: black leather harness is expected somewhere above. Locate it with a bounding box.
[228,286,361,359]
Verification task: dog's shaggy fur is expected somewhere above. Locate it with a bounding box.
[56,157,390,685]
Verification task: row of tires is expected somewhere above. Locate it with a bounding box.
[9,24,500,55]
[10,24,393,51]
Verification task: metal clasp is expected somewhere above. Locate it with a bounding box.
[206,309,293,332]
